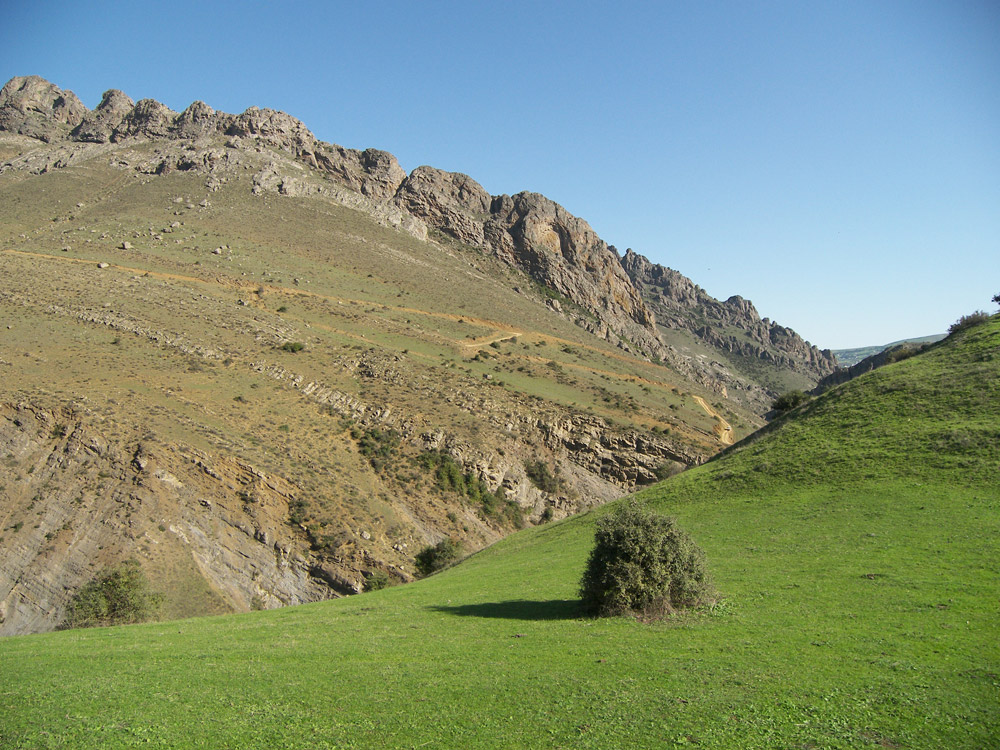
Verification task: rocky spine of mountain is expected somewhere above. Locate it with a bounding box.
[0,75,833,392]
[621,250,837,391]
[812,342,927,394]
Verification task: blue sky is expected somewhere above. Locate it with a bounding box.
[3,1,997,349]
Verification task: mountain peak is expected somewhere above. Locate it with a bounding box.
[0,75,87,141]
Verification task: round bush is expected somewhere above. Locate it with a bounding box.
[579,500,714,618]
[772,390,810,413]
[414,538,463,577]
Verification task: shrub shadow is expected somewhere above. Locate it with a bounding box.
[429,599,582,621]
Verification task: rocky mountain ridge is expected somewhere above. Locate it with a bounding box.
[621,250,837,409]
[1,75,833,398]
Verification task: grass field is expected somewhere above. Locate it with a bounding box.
[1,317,996,747]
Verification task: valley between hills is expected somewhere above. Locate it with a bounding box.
[0,75,835,635]
[0,74,997,750]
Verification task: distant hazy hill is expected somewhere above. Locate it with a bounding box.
[833,333,945,367]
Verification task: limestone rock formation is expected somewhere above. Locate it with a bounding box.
[0,73,837,401]
[226,106,314,154]
[0,76,849,634]
[113,98,179,140]
[621,248,837,389]
[0,402,333,636]
[485,192,663,355]
[318,146,407,200]
[395,171,666,357]
[395,165,492,246]
[71,89,135,142]
[0,75,87,142]
[173,100,225,140]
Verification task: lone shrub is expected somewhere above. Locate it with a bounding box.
[414,538,463,577]
[60,559,162,630]
[280,341,305,353]
[363,569,392,592]
[772,390,809,413]
[580,500,714,618]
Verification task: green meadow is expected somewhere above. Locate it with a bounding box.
[2,318,997,749]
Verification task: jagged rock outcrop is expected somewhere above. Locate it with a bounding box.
[397,173,667,357]
[395,165,492,246]
[71,89,134,142]
[0,74,840,408]
[621,248,837,388]
[486,193,659,341]
[0,75,87,142]
[0,76,671,361]
[319,146,407,200]
[0,74,843,404]
[174,100,225,140]
[537,413,697,485]
[226,106,314,157]
[112,98,179,140]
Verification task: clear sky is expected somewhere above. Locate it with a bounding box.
[3,1,997,349]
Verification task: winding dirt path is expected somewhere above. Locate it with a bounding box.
[692,395,734,445]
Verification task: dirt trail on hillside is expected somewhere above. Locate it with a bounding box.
[692,395,734,445]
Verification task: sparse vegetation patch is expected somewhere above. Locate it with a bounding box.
[417,450,524,526]
[60,559,162,630]
[524,459,561,493]
[948,310,991,335]
[351,426,400,473]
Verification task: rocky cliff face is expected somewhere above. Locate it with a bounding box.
[394,166,664,355]
[0,402,331,637]
[71,88,135,142]
[0,381,695,636]
[1,75,840,633]
[621,249,837,400]
[0,76,666,360]
[0,75,87,142]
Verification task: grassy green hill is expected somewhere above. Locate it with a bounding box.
[1,317,997,748]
